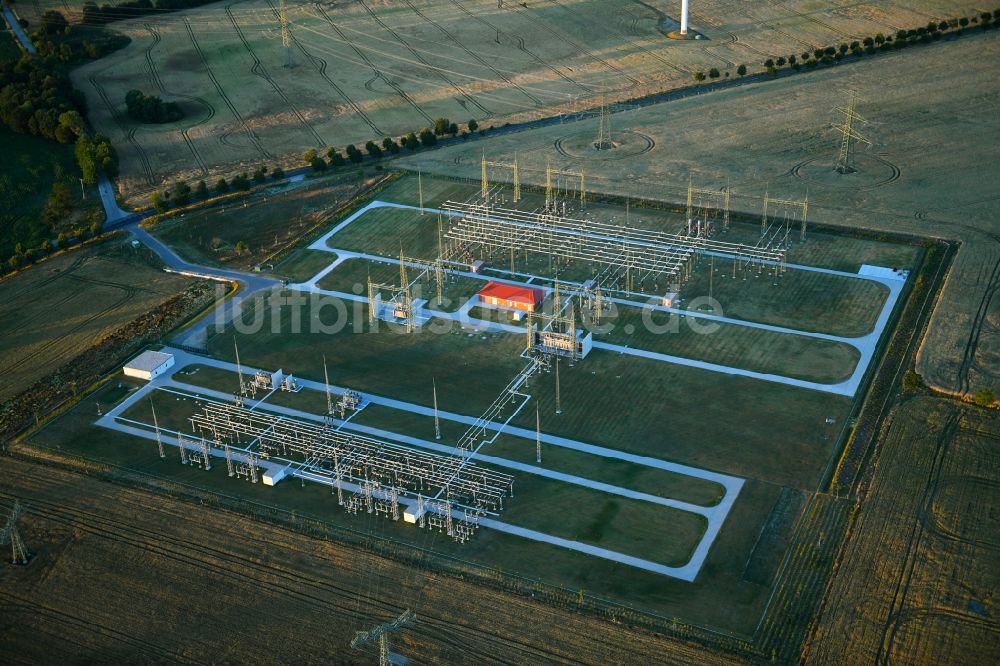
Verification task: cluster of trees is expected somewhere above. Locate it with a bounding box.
[304,118,479,172]
[81,0,220,26]
[0,57,87,143]
[22,10,130,63]
[76,135,119,183]
[39,10,70,35]
[125,89,184,124]
[150,165,285,212]
[693,67,728,81]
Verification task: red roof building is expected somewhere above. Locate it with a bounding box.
[478,281,544,312]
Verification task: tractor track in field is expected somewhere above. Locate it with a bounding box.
[765,0,854,43]
[875,411,958,665]
[829,0,903,33]
[0,284,88,338]
[87,74,155,187]
[224,3,326,147]
[270,1,388,135]
[143,23,211,177]
[545,0,688,76]
[747,3,819,52]
[354,0,493,118]
[0,481,583,665]
[956,246,1000,394]
[313,2,432,125]
[0,594,198,663]
[399,0,544,107]
[923,473,1000,550]
[4,256,89,303]
[0,289,135,377]
[183,17,271,160]
[445,0,591,95]
[63,272,171,295]
[506,0,642,85]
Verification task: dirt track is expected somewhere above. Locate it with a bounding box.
[0,457,742,664]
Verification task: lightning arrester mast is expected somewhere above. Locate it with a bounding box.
[150,399,165,459]
[234,337,244,396]
[433,379,442,440]
[535,403,542,463]
[324,355,333,416]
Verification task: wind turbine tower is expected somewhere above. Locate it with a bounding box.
[670,0,696,39]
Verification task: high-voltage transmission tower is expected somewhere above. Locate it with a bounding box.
[352,610,415,666]
[1,500,29,565]
[279,0,294,68]
[831,90,869,174]
[594,94,613,150]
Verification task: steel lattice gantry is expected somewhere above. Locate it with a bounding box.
[441,201,787,288]
[188,402,514,518]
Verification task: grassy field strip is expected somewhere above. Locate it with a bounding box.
[98,369,737,581]
[164,347,741,486]
[177,364,728,506]
[290,199,908,395]
[294,250,888,395]
[159,370,739,516]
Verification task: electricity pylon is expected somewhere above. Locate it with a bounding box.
[279,0,294,68]
[1,500,29,565]
[831,91,870,174]
[352,610,415,666]
[594,94,613,150]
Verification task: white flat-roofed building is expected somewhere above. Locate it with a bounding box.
[123,350,174,381]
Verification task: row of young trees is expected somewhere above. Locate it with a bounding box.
[760,11,1000,74]
[694,11,1000,82]
[1,221,104,275]
[150,165,286,212]
[304,117,479,172]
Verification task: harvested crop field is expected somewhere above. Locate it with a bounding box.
[803,396,1000,664]
[400,29,1000,397]
[0,457,745,664]
[14,0,977,201]
[0,238,193,401]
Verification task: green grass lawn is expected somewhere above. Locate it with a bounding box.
[349,404,727,507]
[274,248,339,282]
[206,291,528,419]
[469,302,861,384]
[677,258,889,337]
[512,347,852,491]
